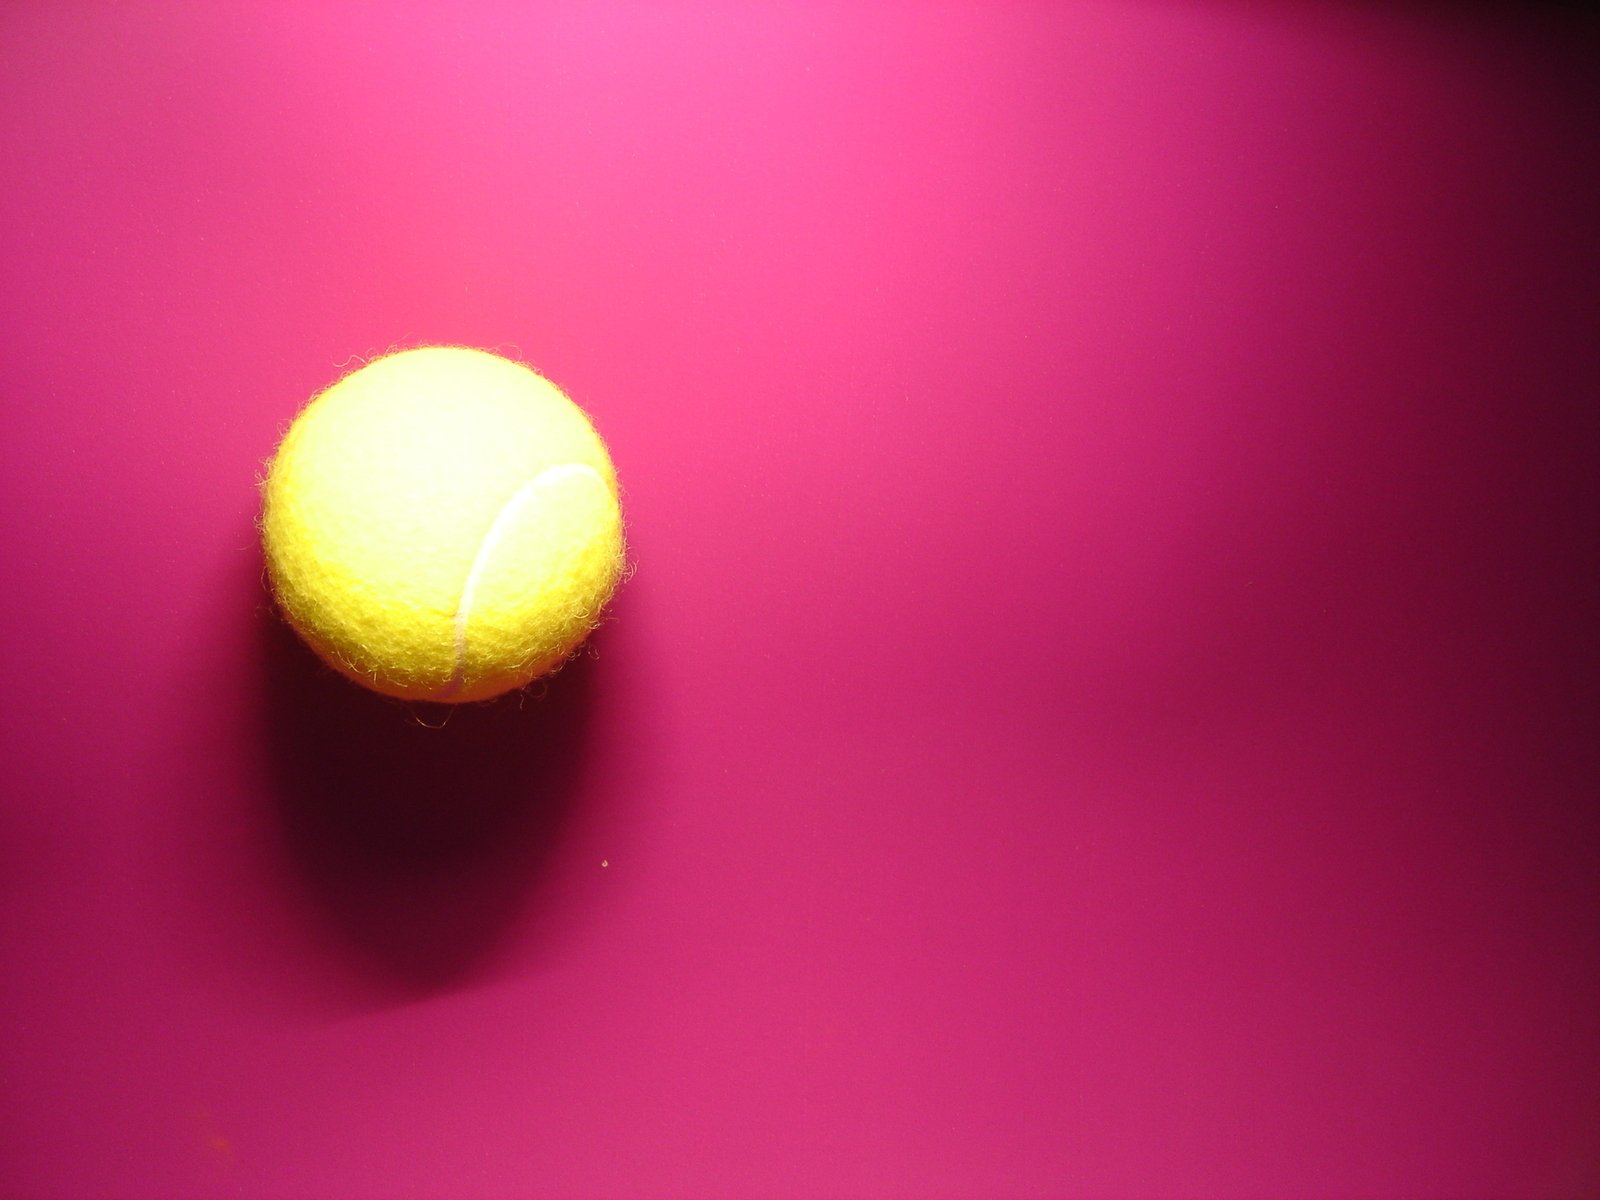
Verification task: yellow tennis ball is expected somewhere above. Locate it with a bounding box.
[261,346,624,703]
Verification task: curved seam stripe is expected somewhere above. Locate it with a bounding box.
[432,462,606,701]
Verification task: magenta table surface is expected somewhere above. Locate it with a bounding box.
[2,4,1597,1198]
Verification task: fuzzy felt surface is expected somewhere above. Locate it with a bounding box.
[261,347,624,702]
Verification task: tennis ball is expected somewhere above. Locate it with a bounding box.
[261,346,624,703]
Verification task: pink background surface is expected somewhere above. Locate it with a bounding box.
[2,3,1597,1197]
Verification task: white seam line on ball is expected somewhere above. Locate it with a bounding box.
[433,462,606,702]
